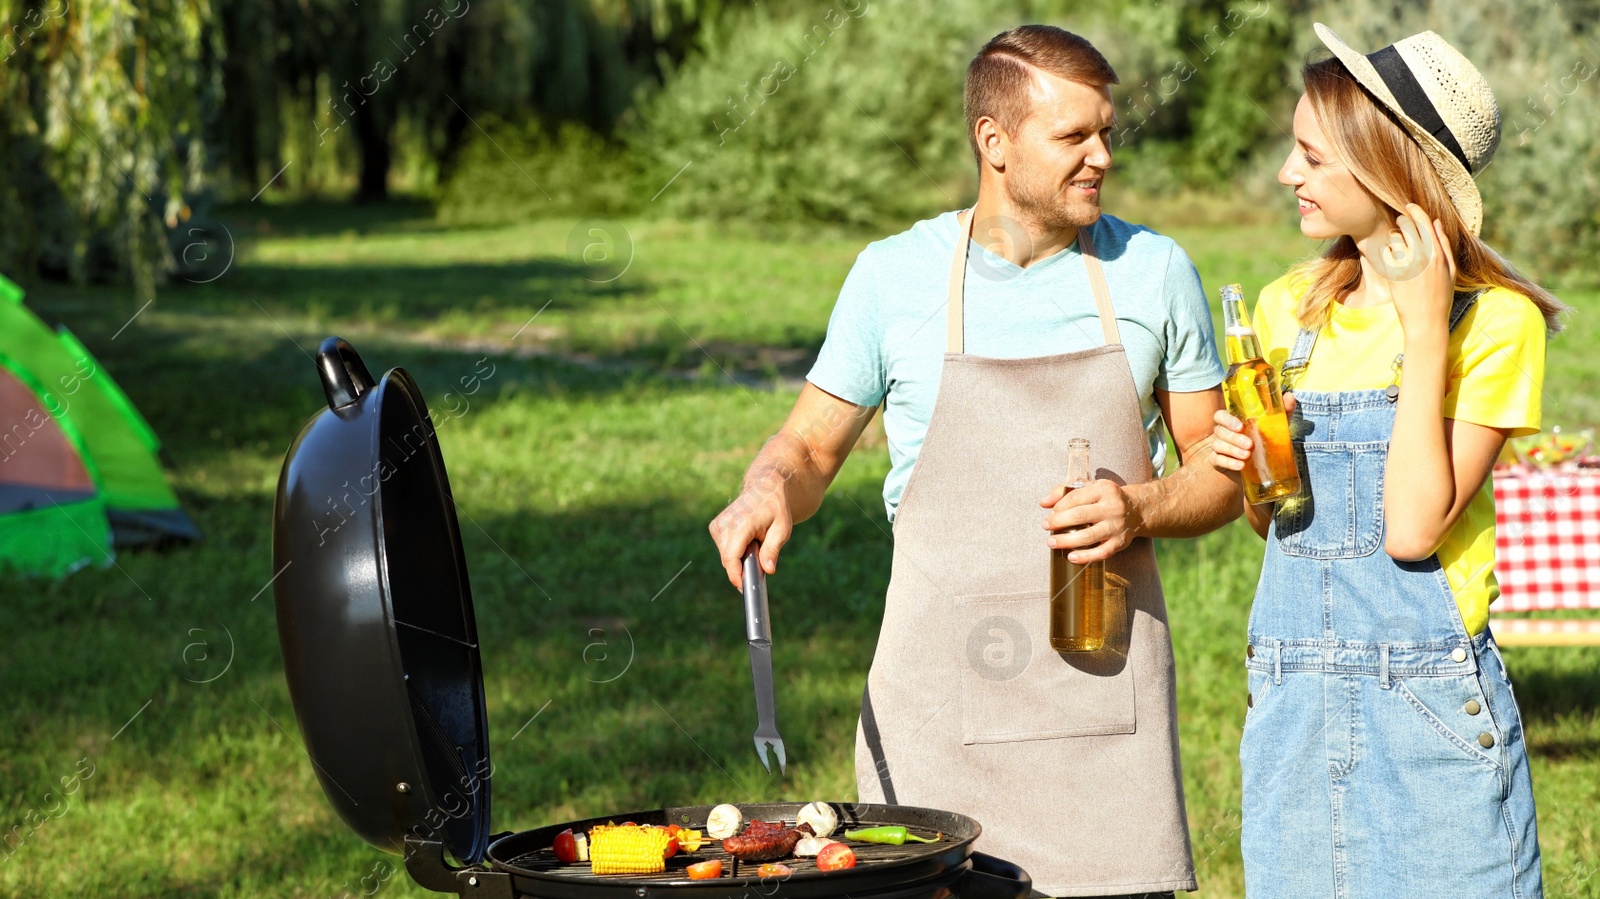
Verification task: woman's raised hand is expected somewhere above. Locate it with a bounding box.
[1367,203,1458,336]
[1377,207,1432,281]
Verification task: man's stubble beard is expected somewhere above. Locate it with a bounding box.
[1004,159,1103,233]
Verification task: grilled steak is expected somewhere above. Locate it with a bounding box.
[722,821,815,862]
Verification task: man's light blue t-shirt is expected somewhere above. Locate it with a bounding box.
[807,209,1225,522]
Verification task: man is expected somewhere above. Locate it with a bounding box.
[708,25,1240,898]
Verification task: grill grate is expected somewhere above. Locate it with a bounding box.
[502,819,948,883]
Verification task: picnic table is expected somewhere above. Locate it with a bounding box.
[1491,462,1600,646]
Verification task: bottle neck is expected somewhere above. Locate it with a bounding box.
[1064,445,1092,486]
[1222,297,1263,364]
[1225,330,1264,365]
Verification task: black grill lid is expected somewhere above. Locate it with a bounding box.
[272,337,492,863]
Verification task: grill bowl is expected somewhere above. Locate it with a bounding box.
[484,803,982,898]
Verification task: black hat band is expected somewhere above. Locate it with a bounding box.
[1366,45,1473,173]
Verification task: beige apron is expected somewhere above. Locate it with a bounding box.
[854,209,1196,897]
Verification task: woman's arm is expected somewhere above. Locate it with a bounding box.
[1374,205,1509,559]
[1384,404,1508,559]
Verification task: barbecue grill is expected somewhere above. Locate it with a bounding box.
[270,338,1033,899]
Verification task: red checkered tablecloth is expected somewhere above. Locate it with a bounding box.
[1493,465,1600,610]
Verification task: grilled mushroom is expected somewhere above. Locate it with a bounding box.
[796,802,839,839]
[706,803,745,840]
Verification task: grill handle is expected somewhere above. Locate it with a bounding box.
[403,836,513,898]
[951,851,1033,899]
[317,336,376,411]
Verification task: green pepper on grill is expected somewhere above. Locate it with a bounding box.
[842,826,941,846]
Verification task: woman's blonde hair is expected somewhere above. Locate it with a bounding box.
[1291,56,1565,335]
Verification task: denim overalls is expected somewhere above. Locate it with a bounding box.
[1240,292,1543,898]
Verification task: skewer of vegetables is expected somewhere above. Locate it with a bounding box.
[552,823,701,870]
[552,829,588,863]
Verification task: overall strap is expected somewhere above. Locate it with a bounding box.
[1279,326,1320,393]
[946,211,1121,354]
[1278,287,1487,391]
[1448,288,1485,331]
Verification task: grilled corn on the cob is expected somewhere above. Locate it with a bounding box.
[589,824,672,875]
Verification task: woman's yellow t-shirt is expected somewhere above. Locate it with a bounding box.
[1251,275,1547,636]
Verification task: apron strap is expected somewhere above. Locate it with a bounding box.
[1076,228,1122,347]
[946,209,977,354]
[946,210,1121,354]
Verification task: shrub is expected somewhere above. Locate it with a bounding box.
[436,0,1307,228]
[434,121,644,226]
[628,0,989,228]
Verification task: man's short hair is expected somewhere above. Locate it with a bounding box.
[964,25,1119,161]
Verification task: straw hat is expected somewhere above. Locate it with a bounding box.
[1314,23,1501,235]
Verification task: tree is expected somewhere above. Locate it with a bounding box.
[0,0,218,297]
[215,0,748,203]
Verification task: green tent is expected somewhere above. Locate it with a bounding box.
[0,274,199,577]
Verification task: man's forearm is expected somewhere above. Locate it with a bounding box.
[741,429,832,525]
[1128,447,1244,539]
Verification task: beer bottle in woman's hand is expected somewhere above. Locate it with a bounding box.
[1220,284,1302,504]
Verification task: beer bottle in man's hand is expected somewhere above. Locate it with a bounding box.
[1050,438,1106,652]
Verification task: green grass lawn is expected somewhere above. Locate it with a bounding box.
[2,199,1597,897]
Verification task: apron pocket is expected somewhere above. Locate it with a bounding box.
[952,587,1136,745]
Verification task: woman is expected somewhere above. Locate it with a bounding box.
[1209,24,1564,897]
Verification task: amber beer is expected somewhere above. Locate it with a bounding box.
[1220,284,1301,504]
[1050,438,1106,652]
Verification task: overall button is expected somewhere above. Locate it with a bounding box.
[1247,644,1256,659]
[1451,647,1468,663]
[1478,732,1496,749]
[1247,692,1254,709]
[1465,700,1482,715]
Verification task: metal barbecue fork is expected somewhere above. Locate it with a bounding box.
[742,542,786,775]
